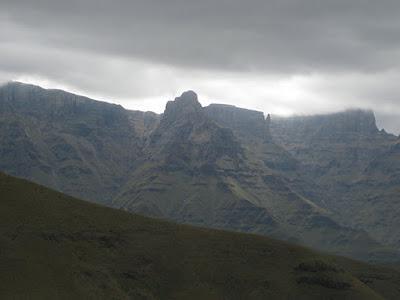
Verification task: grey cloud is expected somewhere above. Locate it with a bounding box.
[375,112,400,135]
[3,0,400,73]
[0,0,399,133]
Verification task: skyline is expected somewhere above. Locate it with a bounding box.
[3,80,395,136]
[1,0,400,134]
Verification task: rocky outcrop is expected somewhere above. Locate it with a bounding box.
[270,110,396,181]
[0,82,151,204]
[271,110,380,145]
[162,91,203,124]
[146,91,244,172]
[271,111,400,250]
[205,104,271,141]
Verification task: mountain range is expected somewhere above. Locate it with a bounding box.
[0,81,399,262]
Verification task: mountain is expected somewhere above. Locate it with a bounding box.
[0,81,398,262]
[113,90,394,261]
[2,172,400,299]
[271,111,400,249]
[0,81,159,204]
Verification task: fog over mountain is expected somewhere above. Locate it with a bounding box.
[1,0,400,134]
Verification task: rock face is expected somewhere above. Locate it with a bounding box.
[271,111,400,249]
[163,91,203,123]
[1,82,399,262]
[146,92,244,172]
[113,92,278,236]
[0,82,159,203]
[271,110,393,181]
[204,104,270,141]
[272,110,379,144]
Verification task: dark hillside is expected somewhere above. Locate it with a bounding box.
[1,172,400,299]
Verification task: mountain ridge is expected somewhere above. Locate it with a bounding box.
[0,81,399,263]
[6,81,395,136]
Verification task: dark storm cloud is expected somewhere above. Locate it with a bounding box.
[1,0,400,133]
[3,0,400,73]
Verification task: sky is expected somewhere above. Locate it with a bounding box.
[1,0,399,134]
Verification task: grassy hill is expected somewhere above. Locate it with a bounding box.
[1,172,400,299]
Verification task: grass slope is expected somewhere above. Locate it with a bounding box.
[1,172,400,299]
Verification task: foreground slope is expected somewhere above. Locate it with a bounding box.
[1,173,400,299]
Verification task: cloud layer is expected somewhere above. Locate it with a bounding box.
[1,0,400,133]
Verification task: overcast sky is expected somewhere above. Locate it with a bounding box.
[1,0,400,134]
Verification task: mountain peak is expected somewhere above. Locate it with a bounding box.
[162,90,203,123]
[172,90,201,110]
[179,90,198,101]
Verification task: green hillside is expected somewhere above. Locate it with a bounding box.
[1,172,400,299]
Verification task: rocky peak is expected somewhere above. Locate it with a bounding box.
[147,92,244,171]
[162,91,203,124]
